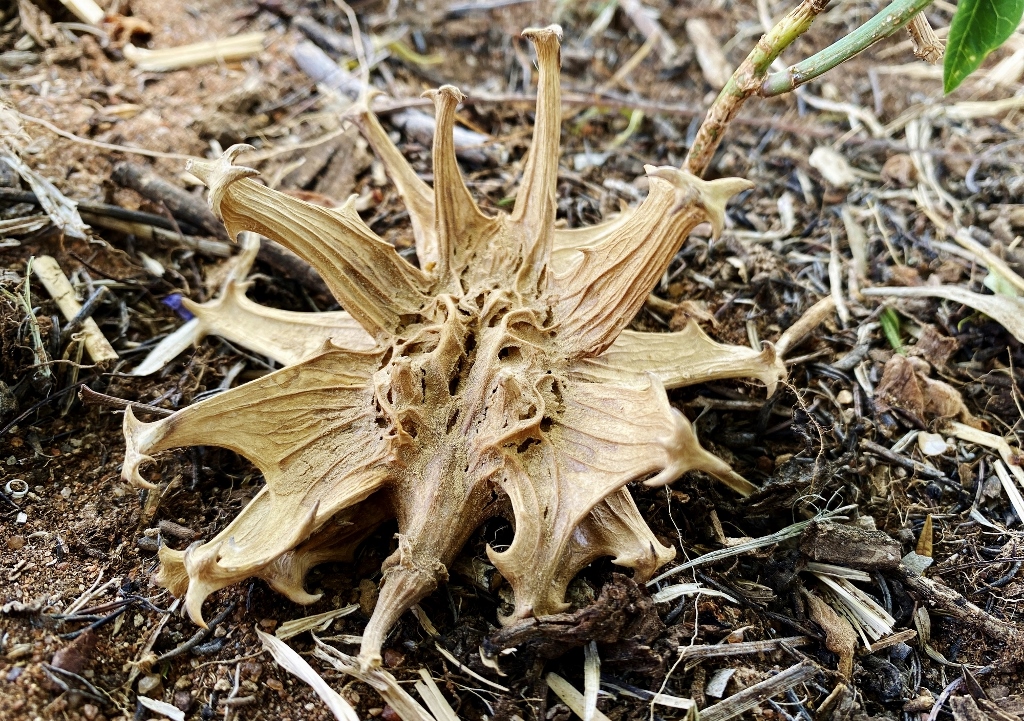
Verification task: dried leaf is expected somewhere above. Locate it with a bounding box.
[874,354,987,430]
[805,591,857,678]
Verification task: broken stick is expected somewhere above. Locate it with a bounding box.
[896,564,1022,646]
[32,256,118,363]
[112,161,225,238]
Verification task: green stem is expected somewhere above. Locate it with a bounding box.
[684,0,831,176]
[760,0,936,97]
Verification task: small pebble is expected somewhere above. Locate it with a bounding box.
[383,648,405,668]
[7,535,25,550]
[138,673,163,698]
[82,704,99,720]
[173,690,193,713]
[240,661,262,682]
[381,705,401,721]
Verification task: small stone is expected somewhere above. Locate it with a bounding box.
[381,705,401,721]
[240,661,262,682]
[265,678,284,693]
[137,673,163,698]
[173,690,193,713]
[51,630,96,676]
[383,648,404,668]
[343,690,360,706]
[82,703,99,720]
[7,535,25,550]
[917,432,948,456]
[258,618,277,630]
[902,551,934,575]
[836,390,853,405]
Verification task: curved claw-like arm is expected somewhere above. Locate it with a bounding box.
[648,409,757,495]
[424,86,496,282]
[549,168,753,358]
[344,91,439,271]
[187,144,260,221]
[514,25,563,290]
[188,146,432,339]
[646,167,753,240]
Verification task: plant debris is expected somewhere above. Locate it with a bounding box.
[3,0,1024,719]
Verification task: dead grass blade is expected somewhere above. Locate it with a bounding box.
[546,673,614,721]
[256,630,359,721]
[862,285,1024,344]
[124,33,267,71]
[700,662,816,721]
[275,605,360,641]
[312,636,436,721]
[414,669,459,721]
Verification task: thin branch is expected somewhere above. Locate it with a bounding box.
[760,0,935,97]
[684,0,831,176]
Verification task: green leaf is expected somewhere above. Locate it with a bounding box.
[944,0,1024,93]
[880,307,905,355]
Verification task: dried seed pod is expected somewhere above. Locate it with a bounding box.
[122,25,786,669]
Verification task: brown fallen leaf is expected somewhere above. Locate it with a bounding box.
[874,354,987,430]
[804,590,857,678]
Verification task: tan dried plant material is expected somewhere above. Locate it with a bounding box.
[874,354,987,430]
[804,590,857,678]
[121,26,786,668]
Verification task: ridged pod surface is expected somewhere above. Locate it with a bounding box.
[122,25,786,668]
